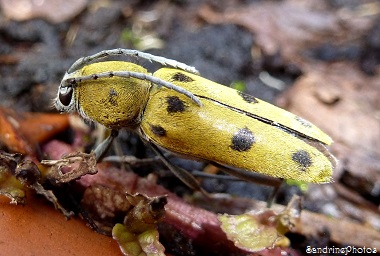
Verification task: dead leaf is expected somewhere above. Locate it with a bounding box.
[0,151,72,217]
[82,186,167,256]
[198,0,377,66]
[199,1,339,57]
[112,194,167,256]
[42,151,97,184]
[112,223,165,256]
[219,213,280,252]
[0,107,70,156]
[0,152,26,204]
[276,62,380,194]
[191,192,380,249]
[218,195,301,252]
[0,0,88,23]
[298,206,380,248]
[81,185,134,233]
[42,139,247,254]
[0,194,121,255]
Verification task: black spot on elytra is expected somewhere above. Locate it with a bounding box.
[108,88,118,106]
[150,124,167,137]
[295,116,313,128]
[171,72,194,82]
[238,91,258,104]
[166,96,187,113]
[292,150,312,171]
[230,127,255,152]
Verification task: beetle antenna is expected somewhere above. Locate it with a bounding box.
[68,48,199,75]
[62,71,202,106]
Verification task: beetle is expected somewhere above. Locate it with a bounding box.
[55,48,336,191]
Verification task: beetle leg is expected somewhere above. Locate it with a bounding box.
[149,143,209,196]
[266,179,283,207]
[211,162,283,206]
[94,129,119,162]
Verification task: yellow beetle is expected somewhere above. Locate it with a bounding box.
[55,49,336,191]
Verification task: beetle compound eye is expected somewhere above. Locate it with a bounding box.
[58,86,73,106]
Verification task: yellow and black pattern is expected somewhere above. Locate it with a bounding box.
[55,50,336,184]
[141,68,334,183]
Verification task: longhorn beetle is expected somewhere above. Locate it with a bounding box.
[55,49,336,192]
